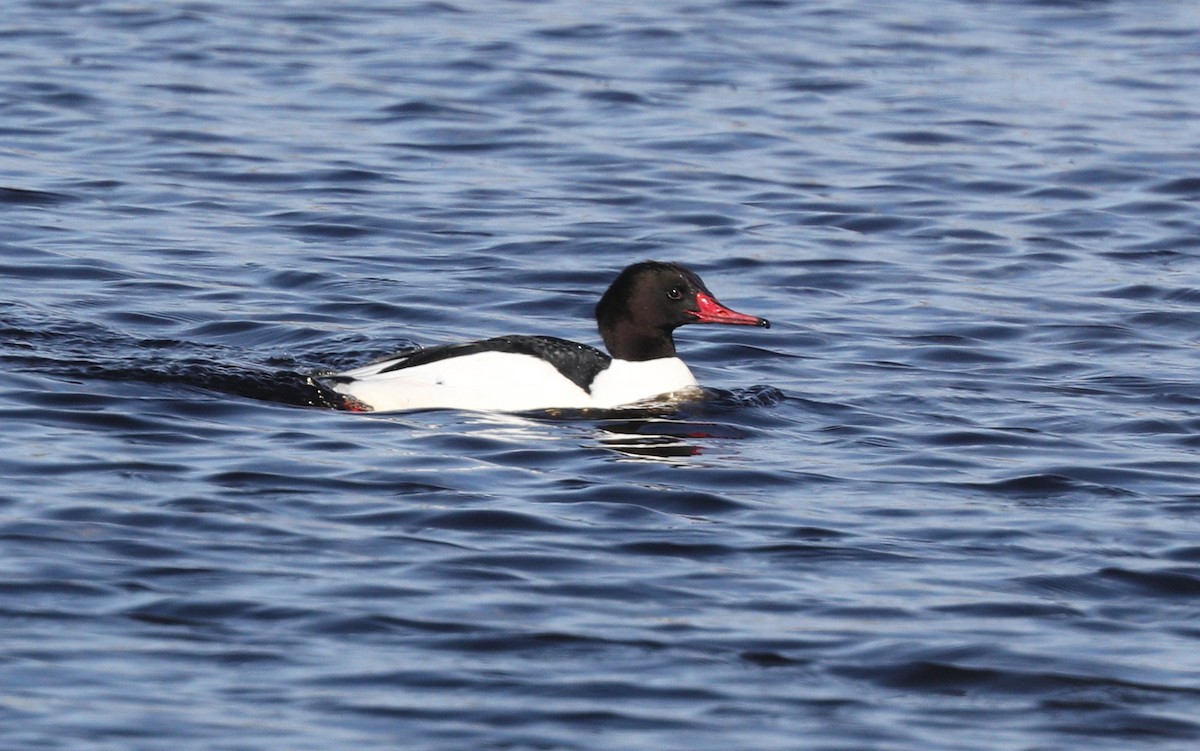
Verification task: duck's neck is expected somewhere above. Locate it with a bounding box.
[601,320,678,361]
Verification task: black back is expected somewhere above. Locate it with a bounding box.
[377,335,612,393]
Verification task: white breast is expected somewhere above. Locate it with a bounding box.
[586,357,700,409]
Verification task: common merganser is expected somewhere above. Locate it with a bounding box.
[321,261,769,413]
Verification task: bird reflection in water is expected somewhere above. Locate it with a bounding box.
[453,387,779,462]
[453,408,748,462]
[592,415,753,461]
[589,387,779,461]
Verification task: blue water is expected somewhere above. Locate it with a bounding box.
[4,1,1200,748]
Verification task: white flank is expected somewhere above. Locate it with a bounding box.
[328,352,700,413]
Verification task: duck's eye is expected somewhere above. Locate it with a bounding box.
[667,287,683,301]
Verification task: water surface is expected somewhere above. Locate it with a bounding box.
[3,1,1200,749]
